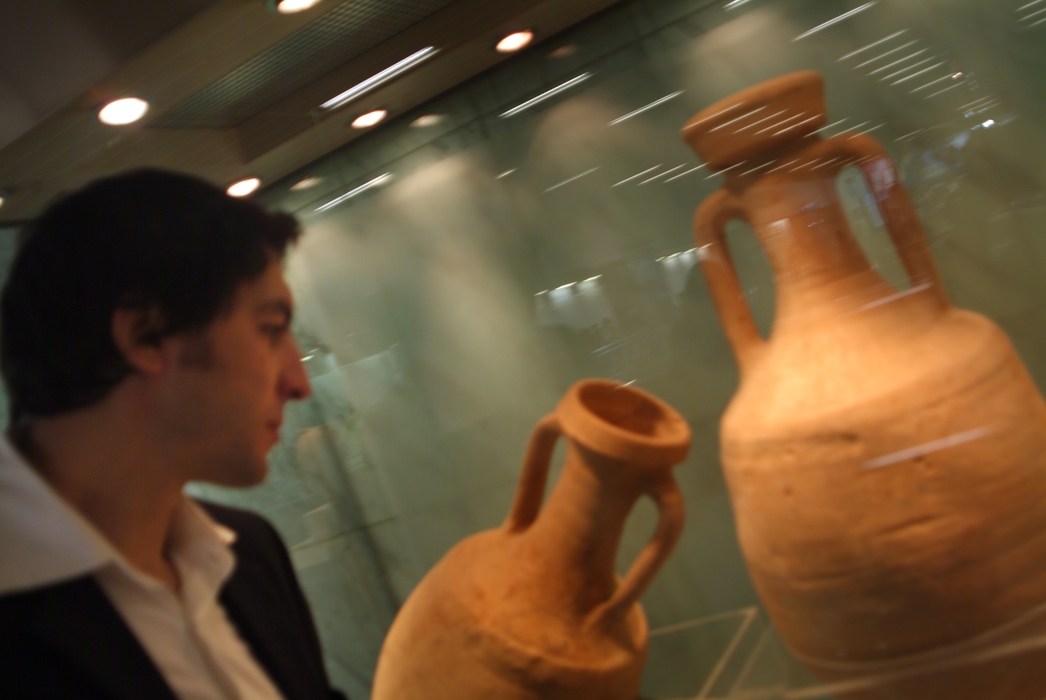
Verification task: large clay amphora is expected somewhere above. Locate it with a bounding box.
[371,380,691,700]
[682,72,1046,693]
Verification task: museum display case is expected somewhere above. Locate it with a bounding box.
[177,0,1046,696]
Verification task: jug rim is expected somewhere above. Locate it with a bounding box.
[557,379,691,467]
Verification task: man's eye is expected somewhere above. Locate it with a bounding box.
[262,324,287,341]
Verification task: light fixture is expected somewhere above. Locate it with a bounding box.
[98,97,149,125]
[496,30,534,53]
[290,176,323,191]
[274,0,321,13]
[351,109,387,129]
[321,47,439,111]
[411,114,444,128]
[227,178,261,197]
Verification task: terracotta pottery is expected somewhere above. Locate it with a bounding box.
[370,379,691,700]
[682,72,1046,694]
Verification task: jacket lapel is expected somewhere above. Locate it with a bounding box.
[19,577,177,700]
[220,558,315,700]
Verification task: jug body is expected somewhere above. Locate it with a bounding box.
[683,71,1046,690]
[371,380,691,700]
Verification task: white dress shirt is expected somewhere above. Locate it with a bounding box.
[0,436,286,700]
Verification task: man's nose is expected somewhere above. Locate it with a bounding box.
[280,341,313,401]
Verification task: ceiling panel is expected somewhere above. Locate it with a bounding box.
[152,0,458,129]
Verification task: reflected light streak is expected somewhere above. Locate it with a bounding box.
[774,114,820,136]
[706,161,747,179]
[891,61,945,85]
[812,118,848,137]
[1028,15,1046,26]
[315,173,393,212]
[710,106,767,132]
[896,128,923,142]
[849,123,883,138]
[813,157,842,170]
[640,165,685,184]
[734,109,787,132]
[724,0,754,8]
[1018,0,1045,9]
[868,49,928,75]
[740,161,776,176]
[608,91,684,125]
[768,158,802,173]
[544,167,598,192]
[794,2,878,41]
[911,73,956,92]
[1021,6,1046,21]
[496,168,517,179]
[881,56,938,81]
[865,425,992,470]
[958,96,993,111]
[500,73,591,117]
[928,81,966,98]
[854,40,918,68]
[754,112,807,135]
[837,29,908,61]
[664,164,707,182]
[689,103,747,128]
[613,164,662,187]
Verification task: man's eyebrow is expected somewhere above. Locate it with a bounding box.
[256,299,293,323]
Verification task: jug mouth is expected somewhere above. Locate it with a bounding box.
[558,379,691,467]
[682,71,826,171]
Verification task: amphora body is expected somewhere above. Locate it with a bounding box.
[370,380,691,700]
[683,72,1046,696]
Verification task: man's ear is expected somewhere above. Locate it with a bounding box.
[111,307,166,375]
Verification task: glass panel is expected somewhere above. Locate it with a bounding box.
[193,0,1046,695]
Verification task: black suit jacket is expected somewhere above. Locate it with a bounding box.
[0,501,347,700]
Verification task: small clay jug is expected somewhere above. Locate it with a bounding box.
[682,72,1046,695]
[370,379,691,700]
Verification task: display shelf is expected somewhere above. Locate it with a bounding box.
[644,604,1046,699]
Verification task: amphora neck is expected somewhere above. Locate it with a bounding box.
[724,136,887,318]
[525,442,648,614]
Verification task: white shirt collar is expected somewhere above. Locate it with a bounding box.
[0,434,237,597]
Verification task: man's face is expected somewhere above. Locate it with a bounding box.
[158,259,311,486]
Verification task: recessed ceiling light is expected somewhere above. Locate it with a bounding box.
[275,0,321,13]
[496,30,534,53]
[227,178,261,197]
[411,114,444,128]
[352,109,387,129]
[321,47,439,111]
[0,195,5,209]
[290,176,323,191]
[98,97,149,125]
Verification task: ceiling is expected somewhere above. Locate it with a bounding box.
[0,0,623,223]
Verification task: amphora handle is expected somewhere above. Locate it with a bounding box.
[822,133,949,308]
[505,412,687,629]
[694,190,766,375]
[586,471,685,632]
[505,413,561,533]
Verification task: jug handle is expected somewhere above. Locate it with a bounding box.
[586,472,686,631]
[694,189,766,375]
[822,133,949,308]
[505,413,561,533]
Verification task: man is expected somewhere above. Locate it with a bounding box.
[0,170,347,699]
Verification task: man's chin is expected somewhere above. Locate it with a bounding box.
[203,458,269,488]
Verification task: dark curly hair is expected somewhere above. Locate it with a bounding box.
[0,169,301,423]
